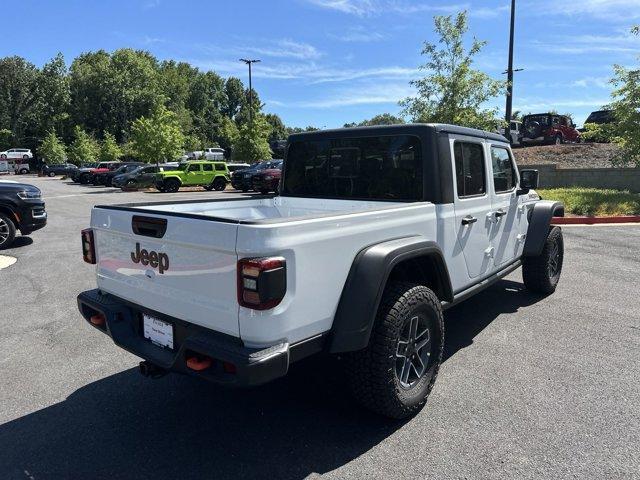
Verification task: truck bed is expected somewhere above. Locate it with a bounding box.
[90,195,443,347]
[99,196,410,224]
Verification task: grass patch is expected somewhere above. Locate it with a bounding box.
[538,187,640,216]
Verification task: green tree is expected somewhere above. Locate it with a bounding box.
[609,26,640,166]
[0,56,41,145]
[68,125,99,164]
[232,114,272,162]
[39,130,67,164]
[222,77,245,119]
[130,105,185,163]
[344,113,405,128]
[0,129,11,151]
[38,53,71,140]
[99,132,122,162]
[215,116,240,158]
[265,113,288,142]
[400,11,505,130]
[69,49,161,142]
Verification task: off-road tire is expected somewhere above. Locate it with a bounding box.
[523,226,564,294]
[80,173,91,184]
[344,282,444,419]
[212,177,227,191]
[165,178,181,193]
[0,212,17,249]
[554,134,563,145]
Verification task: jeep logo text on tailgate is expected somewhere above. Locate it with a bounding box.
[130,243,169,274]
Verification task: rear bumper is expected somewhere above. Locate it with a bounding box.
[77,289,302,387]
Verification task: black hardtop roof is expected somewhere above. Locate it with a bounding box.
[287,123,508,144]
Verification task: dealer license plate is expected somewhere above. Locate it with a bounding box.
[143,314,174,349]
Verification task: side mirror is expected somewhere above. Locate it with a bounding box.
[518,169,539,195]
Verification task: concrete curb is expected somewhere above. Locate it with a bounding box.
[552,216,640,225]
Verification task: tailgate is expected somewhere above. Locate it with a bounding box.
[91,207,240,337]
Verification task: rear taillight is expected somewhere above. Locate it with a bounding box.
[81,228,96,264]
[237,257,286,310]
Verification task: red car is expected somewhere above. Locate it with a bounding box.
[252,167,282,194]
[78,162,121,184]
[521,113,581,146]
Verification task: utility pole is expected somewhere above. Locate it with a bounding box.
[504,0,522,139]
[239,58,261,125]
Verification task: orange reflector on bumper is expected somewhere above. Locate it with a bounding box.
[186,356,212,371]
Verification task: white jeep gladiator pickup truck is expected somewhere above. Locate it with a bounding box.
[78,124,564,418]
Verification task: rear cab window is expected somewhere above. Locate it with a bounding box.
[202,163,213,171]
[283,135,422,201]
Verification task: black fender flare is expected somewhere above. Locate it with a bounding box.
[523,200,564,257]
[328,236,453,354]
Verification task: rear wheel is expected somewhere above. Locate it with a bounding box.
[80,173,90,184]
[22,155,29,160]
[48,171,56,177]
[212,177,227,191]
[19,168,28,174]
[0,212,17,249]
[165,178,180,193]
[523,226,564,294]
[344,282,444,419]
[554,134,563,145]
[0,154,6,159]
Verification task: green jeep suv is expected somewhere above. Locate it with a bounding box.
[155,161,230,193]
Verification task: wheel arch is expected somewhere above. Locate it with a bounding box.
[0,205,17,226]
[328,236,453,354]
[523,200,564,257]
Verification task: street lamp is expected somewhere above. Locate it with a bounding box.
[239,58,261,125]
[504,0,524,138]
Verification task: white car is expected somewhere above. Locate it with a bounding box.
[0,148,33,161]
[77,124,564,419]
[186,147,225,161]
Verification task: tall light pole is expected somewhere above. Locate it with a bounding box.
[504,0,523,138]
[239,58,261,125]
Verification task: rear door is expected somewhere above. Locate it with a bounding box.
[488,144,526,267]
[451,136,494,279]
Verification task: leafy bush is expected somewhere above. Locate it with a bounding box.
[581,122,616,144]
[539,187,640,216]
[39,130,66,163]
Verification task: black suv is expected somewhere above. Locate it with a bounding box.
[0,182,47,249]
[96,162,145,186]
[42,163,78,177]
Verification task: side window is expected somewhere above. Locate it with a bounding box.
[187,164,200,172]
[454,141,486,198]
[202,163,213,172]
[214,164,225,171]
[491,146,517,193]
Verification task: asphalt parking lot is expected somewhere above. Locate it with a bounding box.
[1,176,639,480]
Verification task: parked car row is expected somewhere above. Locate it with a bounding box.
[231,160,283,194]
[40,157,284,195]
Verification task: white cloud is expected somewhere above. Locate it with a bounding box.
[245,39,323,60]
[269,82,414,108]
[469,4,510,18]
[306,0,469,16]
[192,58,417,84]
[530,32,640,55]
[330,26,385,42]
[514,98,612,112]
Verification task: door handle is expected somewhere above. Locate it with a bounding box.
[494,209,506,219]
[461,215,478,225]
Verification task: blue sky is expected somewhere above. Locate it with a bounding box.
[2,0,639,128]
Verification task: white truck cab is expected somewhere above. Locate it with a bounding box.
[78,124,564,418]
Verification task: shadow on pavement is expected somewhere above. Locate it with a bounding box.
[0,279,542,480]
[6,236,33,249]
